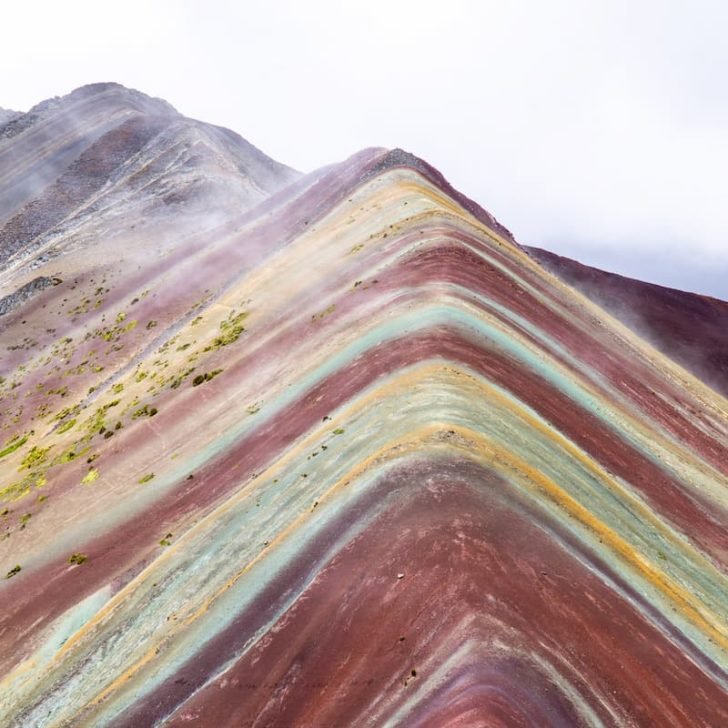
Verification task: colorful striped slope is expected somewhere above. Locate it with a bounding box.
[0,86,727,727]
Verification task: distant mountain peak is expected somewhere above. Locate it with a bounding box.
[14,82,178,128]
[0,84,299,274]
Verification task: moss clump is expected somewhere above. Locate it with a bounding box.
[19,445,52,471]
[138,472,155,484]
[168,367,196,389]
[0,435,28,460]
[53,404,81,422]
[192,369,223,387]
[5,564,21,579]
[0,469,46,501]
[57,418,77,434]
[81,468,99,485]
[211,311,248,349]
[159,532,173,546]
[332,428,345,435]
[0,481,28,501]
[68,552,87,565]
[85,400,121,434]
[132,404,158,419]
[95,319,137,342]
[54,445,90,465]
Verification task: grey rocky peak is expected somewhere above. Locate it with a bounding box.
[0,83,301,282]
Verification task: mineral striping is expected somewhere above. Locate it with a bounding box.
[0,85,727,727]
[527,245,728,399]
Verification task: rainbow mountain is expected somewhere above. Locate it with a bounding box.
[0,84,727,727]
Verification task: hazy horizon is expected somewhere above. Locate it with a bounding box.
[2,1,727,298]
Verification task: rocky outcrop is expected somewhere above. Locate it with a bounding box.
[0,108,20,129]
[0,276,61,316]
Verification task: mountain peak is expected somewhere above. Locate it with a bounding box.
[362,147,517,245]
[21,82,178,123]
[0,83,299,275]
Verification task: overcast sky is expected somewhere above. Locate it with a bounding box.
[2,1,727,297]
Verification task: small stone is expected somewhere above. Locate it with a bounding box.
[397,573,405,579]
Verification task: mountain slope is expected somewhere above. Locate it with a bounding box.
[0,88,727,727]
[0,83,299,287]
[527,245,728,399]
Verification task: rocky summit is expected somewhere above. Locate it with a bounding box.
[0,84,727,727]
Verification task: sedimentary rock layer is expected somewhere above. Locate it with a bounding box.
[527,245,728,399]
[0,86,726,726]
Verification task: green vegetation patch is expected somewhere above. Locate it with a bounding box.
[68,552,87,565]
[57,418,77,434]
[85,399,121,434]
[0,471,45,501]
[54,445,91,466]
[0,435,28,460]
[53,404,82,422]
[192,369,223,387]
[132,404,158,419]
[94,319,138,342]
[81,468,99,485]
[20,445,53,471]
[168,367,196,390]
[138,472,155,484]
[209,310,248,349]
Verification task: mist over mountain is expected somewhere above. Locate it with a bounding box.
[1,85,726,727]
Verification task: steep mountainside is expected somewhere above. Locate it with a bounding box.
[526,246,728,399]
[0,86,727,727]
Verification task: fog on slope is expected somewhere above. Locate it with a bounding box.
[2,0,727,298]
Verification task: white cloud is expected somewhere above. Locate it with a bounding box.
[1,0,726,296]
